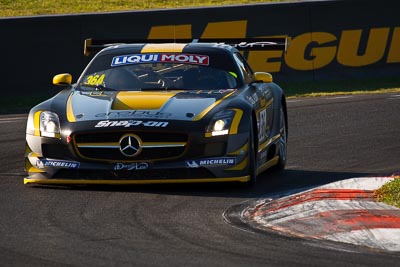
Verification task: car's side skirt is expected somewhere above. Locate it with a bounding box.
[256,156,279,176]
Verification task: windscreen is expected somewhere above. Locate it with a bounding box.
[78,52,242,91]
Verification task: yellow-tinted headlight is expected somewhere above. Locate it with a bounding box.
[40,111,61,138]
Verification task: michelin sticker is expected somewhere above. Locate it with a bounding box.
[36,159,80,169]
[186,157,236,168]
[111,53,209,67]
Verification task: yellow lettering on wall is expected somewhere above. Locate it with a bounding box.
[285,32,337,71]
[387,27,400,63]
[147,24,192,39]
[337,28,389,67]
[248,50,283,72]
[146,22,398,72]
[200,20,247,38]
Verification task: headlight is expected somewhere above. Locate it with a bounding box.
[213,119,228,132]
[40,111,61,138]
[206,110,235,137]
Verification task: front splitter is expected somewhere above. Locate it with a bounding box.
[24,175,250,185]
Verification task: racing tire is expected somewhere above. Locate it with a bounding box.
[274,106,287,171]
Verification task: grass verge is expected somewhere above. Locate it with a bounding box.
[280,77,400,97]
[376,178,400,208]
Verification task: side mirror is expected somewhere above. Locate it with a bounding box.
[53,73,72,86]
[254,72,273,83]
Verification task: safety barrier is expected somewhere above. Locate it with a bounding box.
[0,0,399,100]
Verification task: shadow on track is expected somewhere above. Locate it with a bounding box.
[27,168,370,199]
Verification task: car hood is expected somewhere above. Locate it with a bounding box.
[66,89,237,122]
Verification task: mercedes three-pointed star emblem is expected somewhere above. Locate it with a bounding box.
[119,134,141,157]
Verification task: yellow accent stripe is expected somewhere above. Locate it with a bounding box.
[76,142,186,148]
[229,109,243,135]
[256,98,273,113]
[226,157,248,171]
[258,133,280,153]
[141,43,186,53]
[142,142,186,147]
[228,143,248,156]
[205,108,243,138]
[25,144,41,158]
[256,156,279,175]
[77,142,119,148]
[265,98,273,108]
[26,167,45,173]
[66,93,76,122]
[73,138,185,162]
[24,176,250,185]
[24,143,32,157]
[193,91,236,121]
[25,158,45,173]
[33,111,41,136]
[112,91,177,110]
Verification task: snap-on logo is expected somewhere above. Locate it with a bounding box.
[95,120,168,128]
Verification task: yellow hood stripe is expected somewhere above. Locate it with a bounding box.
[112,91,178,110]
[66,93,76,122]
[141,43,186,53]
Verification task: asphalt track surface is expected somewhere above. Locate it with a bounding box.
[0,93,399,266]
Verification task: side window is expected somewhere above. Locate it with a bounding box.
[233,52,254,83]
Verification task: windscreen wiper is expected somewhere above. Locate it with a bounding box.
[141,88,184,92]
[79,83,117,91]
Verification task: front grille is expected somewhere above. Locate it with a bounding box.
[77,146,185,161]
[75,131,186,143]
[42,144,72,159]
[73,131,188,162]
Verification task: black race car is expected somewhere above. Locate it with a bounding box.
[24,38,288,185]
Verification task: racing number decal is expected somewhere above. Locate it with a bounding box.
[258,109,267,142]
[86,73,105,85]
